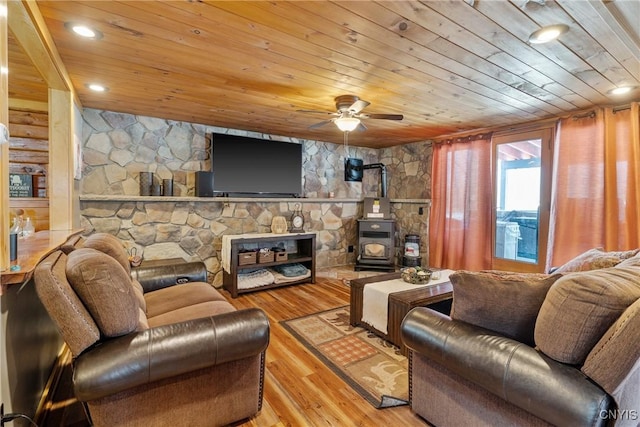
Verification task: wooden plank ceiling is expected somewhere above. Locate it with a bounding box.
[8,0,640,148]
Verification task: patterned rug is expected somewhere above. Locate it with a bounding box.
[281,306,408,408]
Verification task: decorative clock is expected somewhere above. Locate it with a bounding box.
[290,203,305,232]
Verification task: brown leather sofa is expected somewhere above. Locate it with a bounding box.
[401,251,640,427]
[35,233,270,427]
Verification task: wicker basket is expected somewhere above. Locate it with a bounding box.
[238,251,257,265]
[258,249,274,263]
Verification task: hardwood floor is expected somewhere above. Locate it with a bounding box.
[224,272,429,427]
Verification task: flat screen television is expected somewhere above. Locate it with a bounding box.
[211,133,303,197]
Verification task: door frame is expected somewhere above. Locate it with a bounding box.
[491,127,554,273]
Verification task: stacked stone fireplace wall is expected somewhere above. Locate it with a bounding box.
[79,109,432,284]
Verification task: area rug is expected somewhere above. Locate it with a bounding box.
[281,306,408,409]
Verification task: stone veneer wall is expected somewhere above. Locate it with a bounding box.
[79,109,432,285]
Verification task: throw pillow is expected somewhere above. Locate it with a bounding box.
[554,248,639,273]
[450,270,562,346]
[66,248,139,338]
[615,250,640,268]
[534,266,640,365]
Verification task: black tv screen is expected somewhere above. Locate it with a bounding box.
[211,133,303,197]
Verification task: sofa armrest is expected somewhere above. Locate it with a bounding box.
[73,308,269,401]
[131,259,208,292]
[401,307,612,427]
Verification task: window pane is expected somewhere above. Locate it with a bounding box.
[495,139,541,263]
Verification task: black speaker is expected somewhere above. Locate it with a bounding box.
[345,158,364,182]
[195,171,214,197]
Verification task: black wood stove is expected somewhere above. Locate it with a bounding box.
[355,218,396,272]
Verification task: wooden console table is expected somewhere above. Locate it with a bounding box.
[222,232,316,297]
[350,272,453,354]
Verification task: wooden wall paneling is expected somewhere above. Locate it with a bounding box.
[8,109,49,226]
[8,199,49,232]
[1,0,10,272]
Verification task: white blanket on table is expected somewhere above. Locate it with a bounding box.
[362,269,455,334]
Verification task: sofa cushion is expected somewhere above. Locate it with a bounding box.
[554,248,639,273]
[144,282,227,318]
[131,279,147,312]
[66,248,140,338]
[450,270,561,345]
[83,232,131,274]
[581,298,640,394]
[137,307,150,331]
[147,301,236,328]
[535,266,640,365]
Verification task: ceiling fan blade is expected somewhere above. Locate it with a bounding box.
[357,122,368,132]
[308,119,334,129]
[348,100,370,114]
[297,109,337,115]
[360,113,404,120]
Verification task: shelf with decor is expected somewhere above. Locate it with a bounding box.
[222,232,316,298]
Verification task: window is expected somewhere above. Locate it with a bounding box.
[492,128,553,272]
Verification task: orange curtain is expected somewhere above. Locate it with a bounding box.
[548,103,640,268]
[429,134,493,271]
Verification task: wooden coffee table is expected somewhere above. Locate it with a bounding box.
[350,272,453,354]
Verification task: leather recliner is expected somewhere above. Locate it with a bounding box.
[34,233,270,427]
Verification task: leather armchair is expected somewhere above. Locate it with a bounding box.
[35,237,270,427]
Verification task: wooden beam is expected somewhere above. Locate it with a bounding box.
[1,0,10,273]
[48,88,76,230]
[8,98,47,112]
[7,0,68,91]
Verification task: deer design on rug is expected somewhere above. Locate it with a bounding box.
[363,361,405,393]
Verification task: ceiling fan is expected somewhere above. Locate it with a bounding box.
[298,95,403,132]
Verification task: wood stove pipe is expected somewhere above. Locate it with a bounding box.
[362,163,387,197]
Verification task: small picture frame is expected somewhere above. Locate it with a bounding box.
[9,174,34,197]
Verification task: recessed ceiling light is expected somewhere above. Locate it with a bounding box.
[528,24,569,44]
[86,83,108,92]
[608,86,635,96]
[1,66,8,75]
[64,22,103,39]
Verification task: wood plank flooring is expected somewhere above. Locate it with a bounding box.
[223,275,429,427]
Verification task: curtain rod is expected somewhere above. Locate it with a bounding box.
[432,102,636,141]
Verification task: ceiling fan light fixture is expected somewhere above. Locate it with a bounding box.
[65,22,103,40]
[335,117,360,132]
[528,24,568,44]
